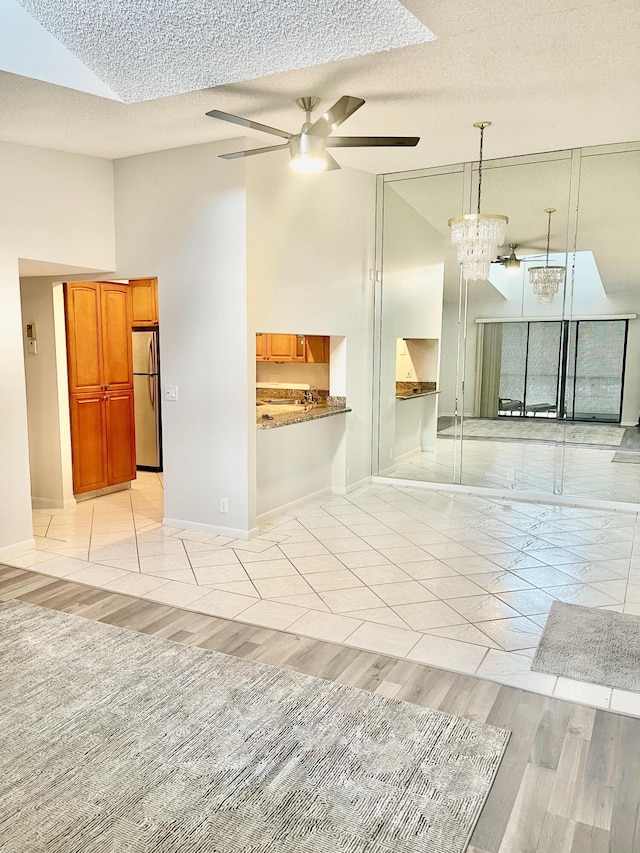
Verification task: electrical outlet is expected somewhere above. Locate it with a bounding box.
[270,374,278,383]
[219,497,228,513]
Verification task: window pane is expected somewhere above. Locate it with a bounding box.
[573,320,626,421]
[499,323,527,409]
[525,322,561,414]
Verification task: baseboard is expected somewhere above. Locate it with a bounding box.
[31,496,77,510]
[162,517,258,542]
[75,482,131,502]
[371,475,640,514]
[332,475,372,496]
[257,486,333,524]
[0,538,36,560]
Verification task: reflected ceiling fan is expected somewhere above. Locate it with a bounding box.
[493,240,552,271]
[493,244,523,270]
[206,95,419,173]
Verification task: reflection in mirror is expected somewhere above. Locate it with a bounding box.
[374,142,640,504]
[376,169,461,482]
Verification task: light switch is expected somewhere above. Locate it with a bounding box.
[163,385,178,401]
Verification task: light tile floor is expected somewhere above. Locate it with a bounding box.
[7,470,640,718]
[387,436,640,503]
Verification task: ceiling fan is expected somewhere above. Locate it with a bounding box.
[493,241,552,271]
[206,95,419,173]
[493,244,523,270]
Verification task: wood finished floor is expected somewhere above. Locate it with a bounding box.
[1,563,639,853]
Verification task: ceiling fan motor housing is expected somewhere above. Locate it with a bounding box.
[290,132,326,162]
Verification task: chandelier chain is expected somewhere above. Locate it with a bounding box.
[477,124,484,215]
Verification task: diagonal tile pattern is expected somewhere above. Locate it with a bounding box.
[13,470,640,716]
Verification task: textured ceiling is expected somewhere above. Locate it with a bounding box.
[0,0,638,173]
[13,0,434,102]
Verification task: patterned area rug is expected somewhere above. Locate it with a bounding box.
[532,601,640,691]
[0,601,508,853]
[439,418,625,446]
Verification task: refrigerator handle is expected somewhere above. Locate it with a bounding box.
[148,336,156,408]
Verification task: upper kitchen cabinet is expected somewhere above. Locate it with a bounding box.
[129,277,159,327]
[256,332,267,360]
[305,336,330,364]
[256,334,329,363]
[65,282,133,392]
[101,282,134,390]
[64,281,103,393]
[266,333,306,362]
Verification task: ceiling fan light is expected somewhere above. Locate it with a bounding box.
[504,250,521,271]
[289,133,327,174]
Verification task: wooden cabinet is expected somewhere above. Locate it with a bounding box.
[101,283,135,389]
[69,393,108,493]
[255,333,267,359]
[66,282,133,393]
[65,282,136,495]
[105,390,137,486]
[129,278,159,326]
[266,334,305,362]
[255,334,329,363]
[305,336,330,364]
[65,282,103,393]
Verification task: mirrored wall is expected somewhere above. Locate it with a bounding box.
[373,141,640,504]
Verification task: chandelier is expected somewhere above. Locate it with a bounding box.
[529,208,565,304]
[448,122,508,282]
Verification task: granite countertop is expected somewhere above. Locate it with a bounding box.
[395,381,438,400]
[256,395,350,429]
[396,390,441,401]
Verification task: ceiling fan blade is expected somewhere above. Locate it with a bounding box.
[327,136,420,148]
[324,152,341,171]
[309,96,365,137]
[206,109,291,140]
[219,143,290,160]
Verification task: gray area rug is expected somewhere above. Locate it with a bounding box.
[531,601,640,691]
[612,451,640,464]
[439,419,624,446]
[0,601,509,852]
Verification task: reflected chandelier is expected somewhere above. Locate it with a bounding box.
[529,208,565,304]
[448,122,508,282]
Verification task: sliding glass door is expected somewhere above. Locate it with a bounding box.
[492,319,627,423]
[564,320,627,422]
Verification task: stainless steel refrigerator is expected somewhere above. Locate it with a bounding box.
[132,329,162,470]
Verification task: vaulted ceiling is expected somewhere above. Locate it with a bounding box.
[0,0,638,172]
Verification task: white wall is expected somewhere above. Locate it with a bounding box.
[256,416,345,516]
[256,360,329,390]
[378,186,444,466]
[247,154,376,500]
[0,142,115,555]
[20,279,74,507]
[114,141,253,537]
